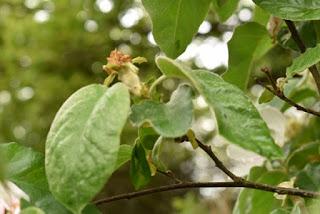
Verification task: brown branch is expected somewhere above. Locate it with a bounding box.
[95,138,320,205]
[94,180,320,205]
[156,169,182,184]
[285,20,320,94]
[260,67,320,117]
[196,139,243,182]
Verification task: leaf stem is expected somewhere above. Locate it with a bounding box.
[148,75,167,96]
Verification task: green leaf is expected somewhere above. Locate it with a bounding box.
[130,84,193,138]
[259,88,274,104]
[138,127,159,150]
[223,22,273,90]
[286,142,320,173]
[233,167,288,214]
[287,44,320,78]
[295,163,320,191]
[115,144,133,170]
[151,137,167,171]
[142,0,211,58]
[130,141,152,190]
[45,83,130,213]
[156,57,282,159]
[1,142,70,214]
[253,6,270,26]
[281,88,317,112]
[253,0,320,21]
[212,0,240,22]
[21,207,45,214]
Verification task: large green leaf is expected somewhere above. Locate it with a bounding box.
[233,167,288,214]
[156,57,282,159]
[130,141,152,190]
[212,0,240,22]
[142,0,211,58]
[45,83,130,213]
[223,22,273,90]
[253,0,320,21]
[287,44,320,78]
[130,84,193,138]
[1,142,70,213]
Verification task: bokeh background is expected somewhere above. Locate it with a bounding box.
[0,0,306,213]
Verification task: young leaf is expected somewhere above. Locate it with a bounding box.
[1,142,70,214]
[142,0,211,58]
[151,137,167,171]
[156,57,282,159]
[233,167,288,214]
[45,83,130,213]
[295,163,320,191]
[212,0,240,22]
[115,144,133,170]
[21,207,45,214]
[253,0,320,21]
[223,22,273,91]
[287,44,320,78]
[286,142,320,173]
[138,127,159,150]
[130,84,193,138]
[130,141,152,190]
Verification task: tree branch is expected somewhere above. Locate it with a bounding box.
[285,20,320,94]
[94,180,320,205]
[196,139,243,182]
[260,67,320,117]
[95,138,320,205]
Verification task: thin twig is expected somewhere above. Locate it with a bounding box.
[260,67,320,117]
[157,169,182,184]
[264,85,320,117]
[196,139,243,182]
[285,20,320,94]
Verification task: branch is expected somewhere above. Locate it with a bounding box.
[260,67,320,117]
[95,138,320,205]
[94,181,320,205]
[156,169,182,184]
[285,20,320,94]
[196,139,243,182]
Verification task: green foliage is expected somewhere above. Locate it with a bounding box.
[212,0,240,22]
[295,163,320,191]
[156,56,282,158]
[142,0,211,58]
[130,140,152,190]
[1,142,69,213]
[138,127,159,150]
[286,142,320,173]
[233,167,288,214]
[151,137,167,171]
[115,144,133,170]
[130,84,194,137]
[287,44,320,78]
[253,0,320,21]
[223,22,273,90]
[2,0,320,213]
[21,207,45,214]
[45,83,130,213]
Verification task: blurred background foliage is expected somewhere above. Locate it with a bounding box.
[1,0,319,213]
